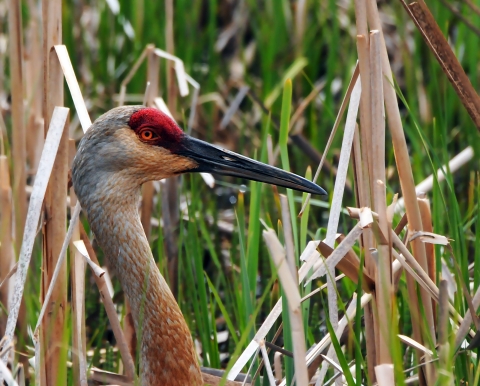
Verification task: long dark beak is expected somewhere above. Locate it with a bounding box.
[178,136,327,195]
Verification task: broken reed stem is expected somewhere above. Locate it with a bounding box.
[41,0,66,383]
[366,0,435,349]
[350,130,378,381]
[355,34,375,274]
[355,26,376,377]
[390,231,467,326]
[354,0,368,37]
[68,140,88,386]
[370,30,392,364]
[3,107,69,380]
[78,225,136,381]
[355,36,373,215]
[42,55,68,386]
[8,0,27,253]
[74,241,106,278]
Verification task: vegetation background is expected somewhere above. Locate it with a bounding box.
[1,0,480,384]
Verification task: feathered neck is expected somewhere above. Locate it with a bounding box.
[75,175,203,385]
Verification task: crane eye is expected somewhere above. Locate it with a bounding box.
[139,129,157,141]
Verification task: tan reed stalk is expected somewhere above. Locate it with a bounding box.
[418,195,436,317]
[24,1,44,173]
[355,34,374,239]
[369,30,393,365]
[8,0,27,253]
[294,0,307,57]
[355,33,376,271]
[366,0,436,354]
[355,30,378,378]
[354,0,368,38]
[35,36,90,386]
[352,125,365,220]
[354,33,373,204]
[68,140,87,386]
[78,227,136,381]
[40,109,68,386]
[402,1,480,131]
[41,1,67,384]
[3,106,69,386]
[0,156,14,338]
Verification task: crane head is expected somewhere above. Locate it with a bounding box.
[73,105,327,195]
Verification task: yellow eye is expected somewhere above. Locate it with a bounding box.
[140,129,155,141]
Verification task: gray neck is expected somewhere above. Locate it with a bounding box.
[80,176,162,320]
[75,175,202,384]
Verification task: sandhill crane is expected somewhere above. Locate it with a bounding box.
[71,105,326,385]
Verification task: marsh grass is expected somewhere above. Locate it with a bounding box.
[1,0,480,385]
